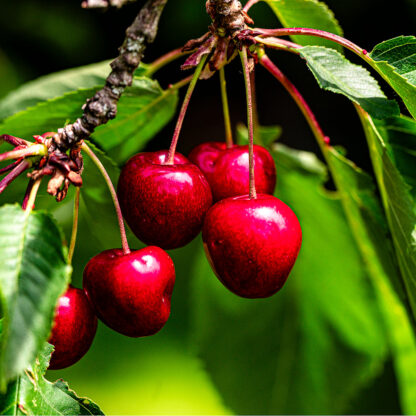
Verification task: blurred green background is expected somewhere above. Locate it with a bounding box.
[1,0,415,414]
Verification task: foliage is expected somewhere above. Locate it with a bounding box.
[0,343,103,415]
[0,0,415,414]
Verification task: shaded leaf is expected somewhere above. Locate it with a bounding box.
[190,144,387,414]
[358,111,416,325]
[0,344,103,415]
[369,36,416,119]
[300,46,399,119]
[0,205,71,389]
[0,78,178,164]
[326,147,416,414]
[263,0,343,51]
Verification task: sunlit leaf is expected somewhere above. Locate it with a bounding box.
[300,46,399,119]
[0,205,71,388]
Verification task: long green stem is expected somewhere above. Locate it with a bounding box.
[68,187,80,265]
[166,54,208,164]
[81,142,131,255]
[240,47,257,200]
[219,67,233,148]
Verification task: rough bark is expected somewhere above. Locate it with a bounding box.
[53,0,168,151]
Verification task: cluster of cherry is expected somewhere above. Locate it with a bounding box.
[48,141,302,370]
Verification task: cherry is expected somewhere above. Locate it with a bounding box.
[83,246,175,337]
[189,142,276,201]
[117,150,213,249]
[48,285,97,370]
[202,194,302,298]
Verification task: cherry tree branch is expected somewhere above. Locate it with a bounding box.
[53,0,168,152]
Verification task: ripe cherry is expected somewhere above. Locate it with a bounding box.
[202,194,302,298]
[189,142,276,201]
[83,246,175,337]
[117,150,213,249]
[48,285,97,370]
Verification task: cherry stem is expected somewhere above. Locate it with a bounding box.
[0,160,30,195]
[68,187,80,265]
[259,52,330,151]
[240,47,257,200]
[146,47,190,77]
[24,178,41,214]
[243,0,260,12]
[256,28,370,61]
[219,67,234,148]
[81,142,131,255]
[166,54,208,165]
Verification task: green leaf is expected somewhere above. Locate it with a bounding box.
[92,77,178,162]
[299,46,400,119]
[369,36,416,119]
[0,344,104,415]
[262,0,343,51]
[326,147,416,413]
[0,77,178,164]
[0,205,71,389]
[358,112,416,325]
[236,122,282,145]
[0,61,149,121]
[190,144,388,414]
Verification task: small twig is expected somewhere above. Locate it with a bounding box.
[54,0,168,151]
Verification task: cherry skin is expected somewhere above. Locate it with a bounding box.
[83,246,175,337]
[48,285,97,370]
[202,194,302,298]
[189,142,276,201]
[117,150,213,249]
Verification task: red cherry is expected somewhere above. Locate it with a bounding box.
[83,247,175,337]
[117,150,213,249]
[189,142,276,201]
[202,194,302,298]
[48,285,97,370]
